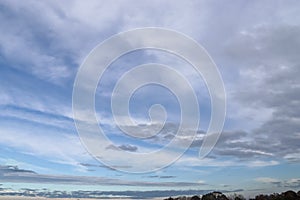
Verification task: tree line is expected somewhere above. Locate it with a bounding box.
[164,190,300,200]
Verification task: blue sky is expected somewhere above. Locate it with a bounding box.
[0,0,300,198]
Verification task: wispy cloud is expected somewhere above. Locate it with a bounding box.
[106,144,138,152]
[255,177,300,188]
[0,165,202,187]
[0,0,300,195]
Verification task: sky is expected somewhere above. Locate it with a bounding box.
[0,0,300,198]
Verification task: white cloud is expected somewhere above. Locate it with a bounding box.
[0,0,300,182]
[255,177,280,184]
[0,124,89,167]
[176,155,279,168]
[255,177,300,188]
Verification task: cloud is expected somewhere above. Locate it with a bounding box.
[255,177,300,188]
[0,0,299,193]
[255,177,281,184]
[120,23,298,166]
[78,163,132,171]
[0,0,210,85]
[0,0,225,171]
[118,144,138,152]
[0,105,75,132]
[0,165,36,174]
[0,165,202,187]
[0,0,296,162]
[106,144,138,152]
[0,66,74,123]
[220,24,300,163]
[0,187,243,199]
[0,0,74,84]
[0,112,89,167]
[104,121,280,168]
[176,155,278,168]
[146,175,176,179]
[117,122,280,166]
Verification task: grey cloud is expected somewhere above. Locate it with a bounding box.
[1,0,299,169]
[224,25,300,68]
[0,0,212,84]
[115,118,295,164]
[194,24,300,163]
[283,179,300,188]
[118,122,279,161]
[0,1,74,83]
[146,175,159,178]
[227,25,300,107]
[78,162,132,171]
[106,144,138,152]
[145,175,176,179]
[78,163,99,167]
[256,177,300,189]
[118,144,138,152]
[0,105,75,132]
[0,165,36,174]
[0,165,199,187]
[119,122,179,142]
[159,176,176,179]
[0,188,243,199]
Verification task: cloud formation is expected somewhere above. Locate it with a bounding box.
[0,0,300,195]
[0,165,201,187]
[106,144,138,152]
[255,177,300,188]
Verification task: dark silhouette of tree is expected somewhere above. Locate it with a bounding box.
[282,190,298,200]
[228,193,246,200]
[253,194,269,200]
[165,197,174,200]
[191,195,201,200]
[202,192,229,200]
[163,190,300,200]
[250,190,300,200]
